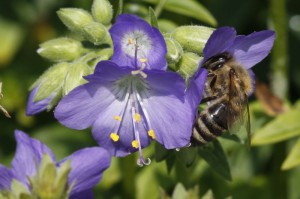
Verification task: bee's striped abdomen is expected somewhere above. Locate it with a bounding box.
[191,101,228,145]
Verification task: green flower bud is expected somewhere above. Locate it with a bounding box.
[171,26,214,55]
[57,8,94,32]
[37,37,83,62]
[63,62,92,96]
[165,37,183,65]
[32,62,71,102]
[82,22,108,45]
[176,52,203,79]
[92,0,113,25]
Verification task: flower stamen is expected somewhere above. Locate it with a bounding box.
[114,115,122,121]
[110,133,120,142]
[134,113,141,123]
[148,129,155,139]
[132,140,139,148]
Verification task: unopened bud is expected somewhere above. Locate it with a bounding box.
[37,37,83,62]
[82,22,108,45]
[172,26,214,55]
[177,52,203,79]
[92,0,113,25]
[57,8,94,33]
[63,62,92,96]
[165,37,183,65]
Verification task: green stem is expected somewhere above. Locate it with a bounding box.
[270,0,288,99]
[269,0,288,198]
[154,0,168,18]
[119,155,136,199]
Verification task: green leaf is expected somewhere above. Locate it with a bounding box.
[282,138,300,170]
[148,7,159,28]
[177,147,197,167]
[155,142,170,162]
[142,0,217,26]
[252,102,300,145]
[199,140,232,181]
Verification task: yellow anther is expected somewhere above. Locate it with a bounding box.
[148,129,155,139]
[110,133,119,142]
[134,113,141,123]
[114,115,122,121]
[140,58,148,63]
[128,38,134,44]
[132,140,139,149]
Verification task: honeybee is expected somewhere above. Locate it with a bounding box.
[0,82,11,118]
[191,52,252,146]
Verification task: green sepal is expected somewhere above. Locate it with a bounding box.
[29,154,71,199]
[165,37,183,65]
[176,52,202,79]
[199,140,232,181]
[63,62,92,96]
[148,7,159,28]
[32,62,70,102]
[172,26,214,55]
[177,147,197,167]
[37,37,83,62]
[91,0,113,26]
[57,8,94,33]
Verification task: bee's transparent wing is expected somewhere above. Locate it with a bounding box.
[227,73,251,145]
[227,92,251,146]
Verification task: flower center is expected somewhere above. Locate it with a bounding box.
[121,30,152,61]
[111,75,155,166]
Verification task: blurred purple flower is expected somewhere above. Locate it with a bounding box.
[0,130,111,199]
[54,14,196,166]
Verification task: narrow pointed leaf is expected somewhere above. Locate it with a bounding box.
[148,7,159,28]
[142,0,217,26]
[282,138,300,170]
[252,102,300,145]
[199,140,232,181]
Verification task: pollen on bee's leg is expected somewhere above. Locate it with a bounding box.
[110,133,119,142]
[132,140,139,148]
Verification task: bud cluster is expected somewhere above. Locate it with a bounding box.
[31,0,215,111]
[32,0,114,109]
[165,25,214,79]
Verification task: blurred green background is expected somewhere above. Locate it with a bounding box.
[1,0,300,198]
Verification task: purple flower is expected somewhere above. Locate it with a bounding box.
[188,27,275,106]
[54,14,196,166]
[110,14,167,70]
[26,85,55,115]
[0,130,111,199]
[202,27,275,69]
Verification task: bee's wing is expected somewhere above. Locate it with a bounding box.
[227,71,251,145]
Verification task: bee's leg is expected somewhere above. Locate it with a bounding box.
[201,96,218,103]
